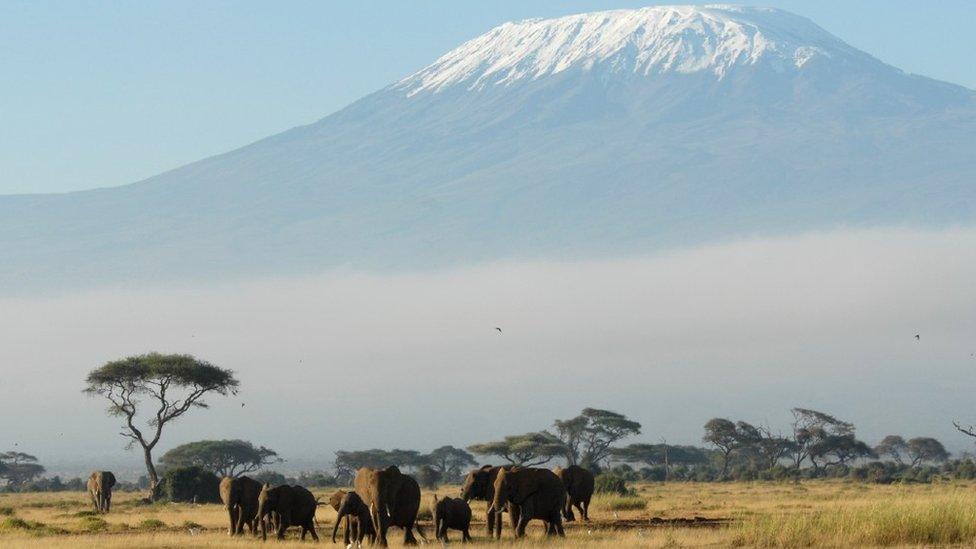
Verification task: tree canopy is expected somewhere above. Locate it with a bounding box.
[0,451,45,488]
[84,353,239,499]
[160,439,280,477]
[550,408,642,469]
[468,432,565,466]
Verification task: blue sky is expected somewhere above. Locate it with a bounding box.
[2,0,974,195]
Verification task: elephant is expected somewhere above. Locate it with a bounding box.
[432,494,472,543]
[255,483,320,541]
[460,464,518,539]
[330,489,375,548]
[490,467,566,538]
[87,471,116,513]
[353,465,427,547]
[553,465,594,522]
[219,475,262,536]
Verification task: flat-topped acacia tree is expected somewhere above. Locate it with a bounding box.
[84,353,239,500]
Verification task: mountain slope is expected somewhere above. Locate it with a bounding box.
[2,5,975,290]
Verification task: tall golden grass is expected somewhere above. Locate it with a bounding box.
[1,481,975,547]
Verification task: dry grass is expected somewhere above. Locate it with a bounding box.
[0,481,974,547]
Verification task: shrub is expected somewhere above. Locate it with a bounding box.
[78,516,108,532]
[602,494,647,511]
[0,507,13,516]
[594,473,629,495]
[415,465,442,489]
[253,470,290,486]
[139,518,167,529]
[157,465,221,503]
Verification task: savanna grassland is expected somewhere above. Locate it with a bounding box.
[3,481,976,548]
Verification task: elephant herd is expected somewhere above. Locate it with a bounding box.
[86,464,595,546]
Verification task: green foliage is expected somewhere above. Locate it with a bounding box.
[551,408,642,469]
[160,439,280,477]
[139,518,167,529]
[468,432,565,466]
[253,470,290,486]
[0,451,46,488]
[78,516,108,532]
[594,473,630,495]
[414,465,442,489]
[425,445,476,483]
[157,466,220,503]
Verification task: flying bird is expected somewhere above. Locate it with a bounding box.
[241,402,245,408]
[495,327,502,333]
[915,334,920,341]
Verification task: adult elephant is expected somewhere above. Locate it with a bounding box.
[460,465,517,539]
[554,465,594,521]
[490,467,566,538]
[354,466,426,547]
[330,489,376,547]
[255,484,319,541]
[219,475,262,536]
[87,471,116,513]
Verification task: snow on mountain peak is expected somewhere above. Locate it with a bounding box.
[397,5,866,96]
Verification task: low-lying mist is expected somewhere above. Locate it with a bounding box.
[2,226,975,473]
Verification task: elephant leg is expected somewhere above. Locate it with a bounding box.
[277,513,290,540]
[309,520,319,541]
[462,527,471,543]
[228,505,237,536]
[345,517,353,546]
[582,498,590,521]
[509,505,521,537]
[404,522,419,546]
[486,508,496,538]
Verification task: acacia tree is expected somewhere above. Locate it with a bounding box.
[84,353,239,499]
[734,422,793,470]
[468,432,565,466]
[160,439,280,477]
[702,418,741,477]
[874,435,908,464]
[0,451,46,488]
[551,408,642,469]
[788,408,853,469]
[905,437,949,467]
[424,446,476,482]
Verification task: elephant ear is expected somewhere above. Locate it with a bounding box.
[480,465,493,472]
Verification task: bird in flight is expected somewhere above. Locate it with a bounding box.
[915,334,920,341]
[495,327,502,333]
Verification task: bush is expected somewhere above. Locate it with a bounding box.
[253,470,290,486]
[415,465,442,489]
[139,518,167,529]
[78,516,108,532]
[594,473,629,495]
[157,466,221,503]
[0,507,13,516]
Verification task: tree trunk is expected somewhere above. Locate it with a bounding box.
[142,445,159,501]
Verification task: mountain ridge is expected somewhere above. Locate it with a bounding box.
[1,5,974,291]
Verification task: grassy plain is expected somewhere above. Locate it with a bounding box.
[1,481,975,547]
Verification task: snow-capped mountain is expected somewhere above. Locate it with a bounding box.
[398,5,866,95]
[1,6,974,291]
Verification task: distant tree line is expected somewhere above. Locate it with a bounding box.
[11,403,976,493]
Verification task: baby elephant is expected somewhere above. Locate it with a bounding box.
[432,494,472,543]
[330,489,375,548]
